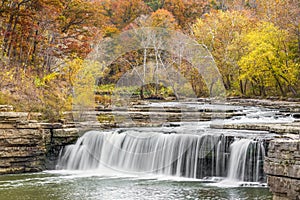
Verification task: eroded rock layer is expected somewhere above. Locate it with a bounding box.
[0,107,79,174]
[264,140,300,200]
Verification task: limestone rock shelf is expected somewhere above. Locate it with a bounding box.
[212,123,300,136]
[0,108,79,174]
[264,139,300,200]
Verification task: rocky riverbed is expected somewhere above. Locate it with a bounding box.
[0,98,299,199]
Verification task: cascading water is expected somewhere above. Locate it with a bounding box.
[57,128,266,183]
[226,138,265,182]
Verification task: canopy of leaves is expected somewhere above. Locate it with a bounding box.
[0,0,299,121]
[239,22,299,96]
[193,10,256,92]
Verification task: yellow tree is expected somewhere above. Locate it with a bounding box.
[254,0,300,58]
[239,22,299,96]
[193,10,256,95]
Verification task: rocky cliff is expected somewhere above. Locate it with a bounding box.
[0,107,79,174]
[264,139,300,200]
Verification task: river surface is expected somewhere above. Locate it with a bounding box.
[0,171,272,200]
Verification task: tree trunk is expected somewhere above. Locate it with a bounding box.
[140,86,144,99]
[239,80,244,95]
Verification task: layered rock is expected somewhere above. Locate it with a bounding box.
[0,106,79,174]
[1,99,300,200]
[0,128,46,174]
[225,98,300,113]
[214,122,300,136]
[43,124,80,169]
[264,139,300,200]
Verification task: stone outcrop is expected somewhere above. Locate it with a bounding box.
[0,127,46,174]
[0,105,13,112]
[78,103,244,129]
[213,122,300,136]
[43,124,80,169]
[264,139,300,200]
[0,106,79,174]
[225,98,300,113]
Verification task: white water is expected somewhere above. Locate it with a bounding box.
[227,138,265,182]
[57,130,220,178]
[57,129,266,184]
[227,139,252,181]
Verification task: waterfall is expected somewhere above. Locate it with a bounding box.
[226,138,265,182]
[57,130,266,182]
[216,135,227,177]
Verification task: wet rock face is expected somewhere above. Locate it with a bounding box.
[45,126,80,169]
[0,110,79,174]
[264,140,300,200]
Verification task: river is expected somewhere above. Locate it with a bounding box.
[0,171,272,200]
[1,102,296,199]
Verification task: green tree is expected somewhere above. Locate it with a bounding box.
[144,0,165,11]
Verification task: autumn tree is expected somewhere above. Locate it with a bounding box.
[239,22,299,96]
[163,0,210,30]
[254,0,300,59]
[100,0,149,30]
[0,0,103,74]
[0,0,299,115]
[147,8,177,29]
[0,0,105,119]
[193,10,256,95]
